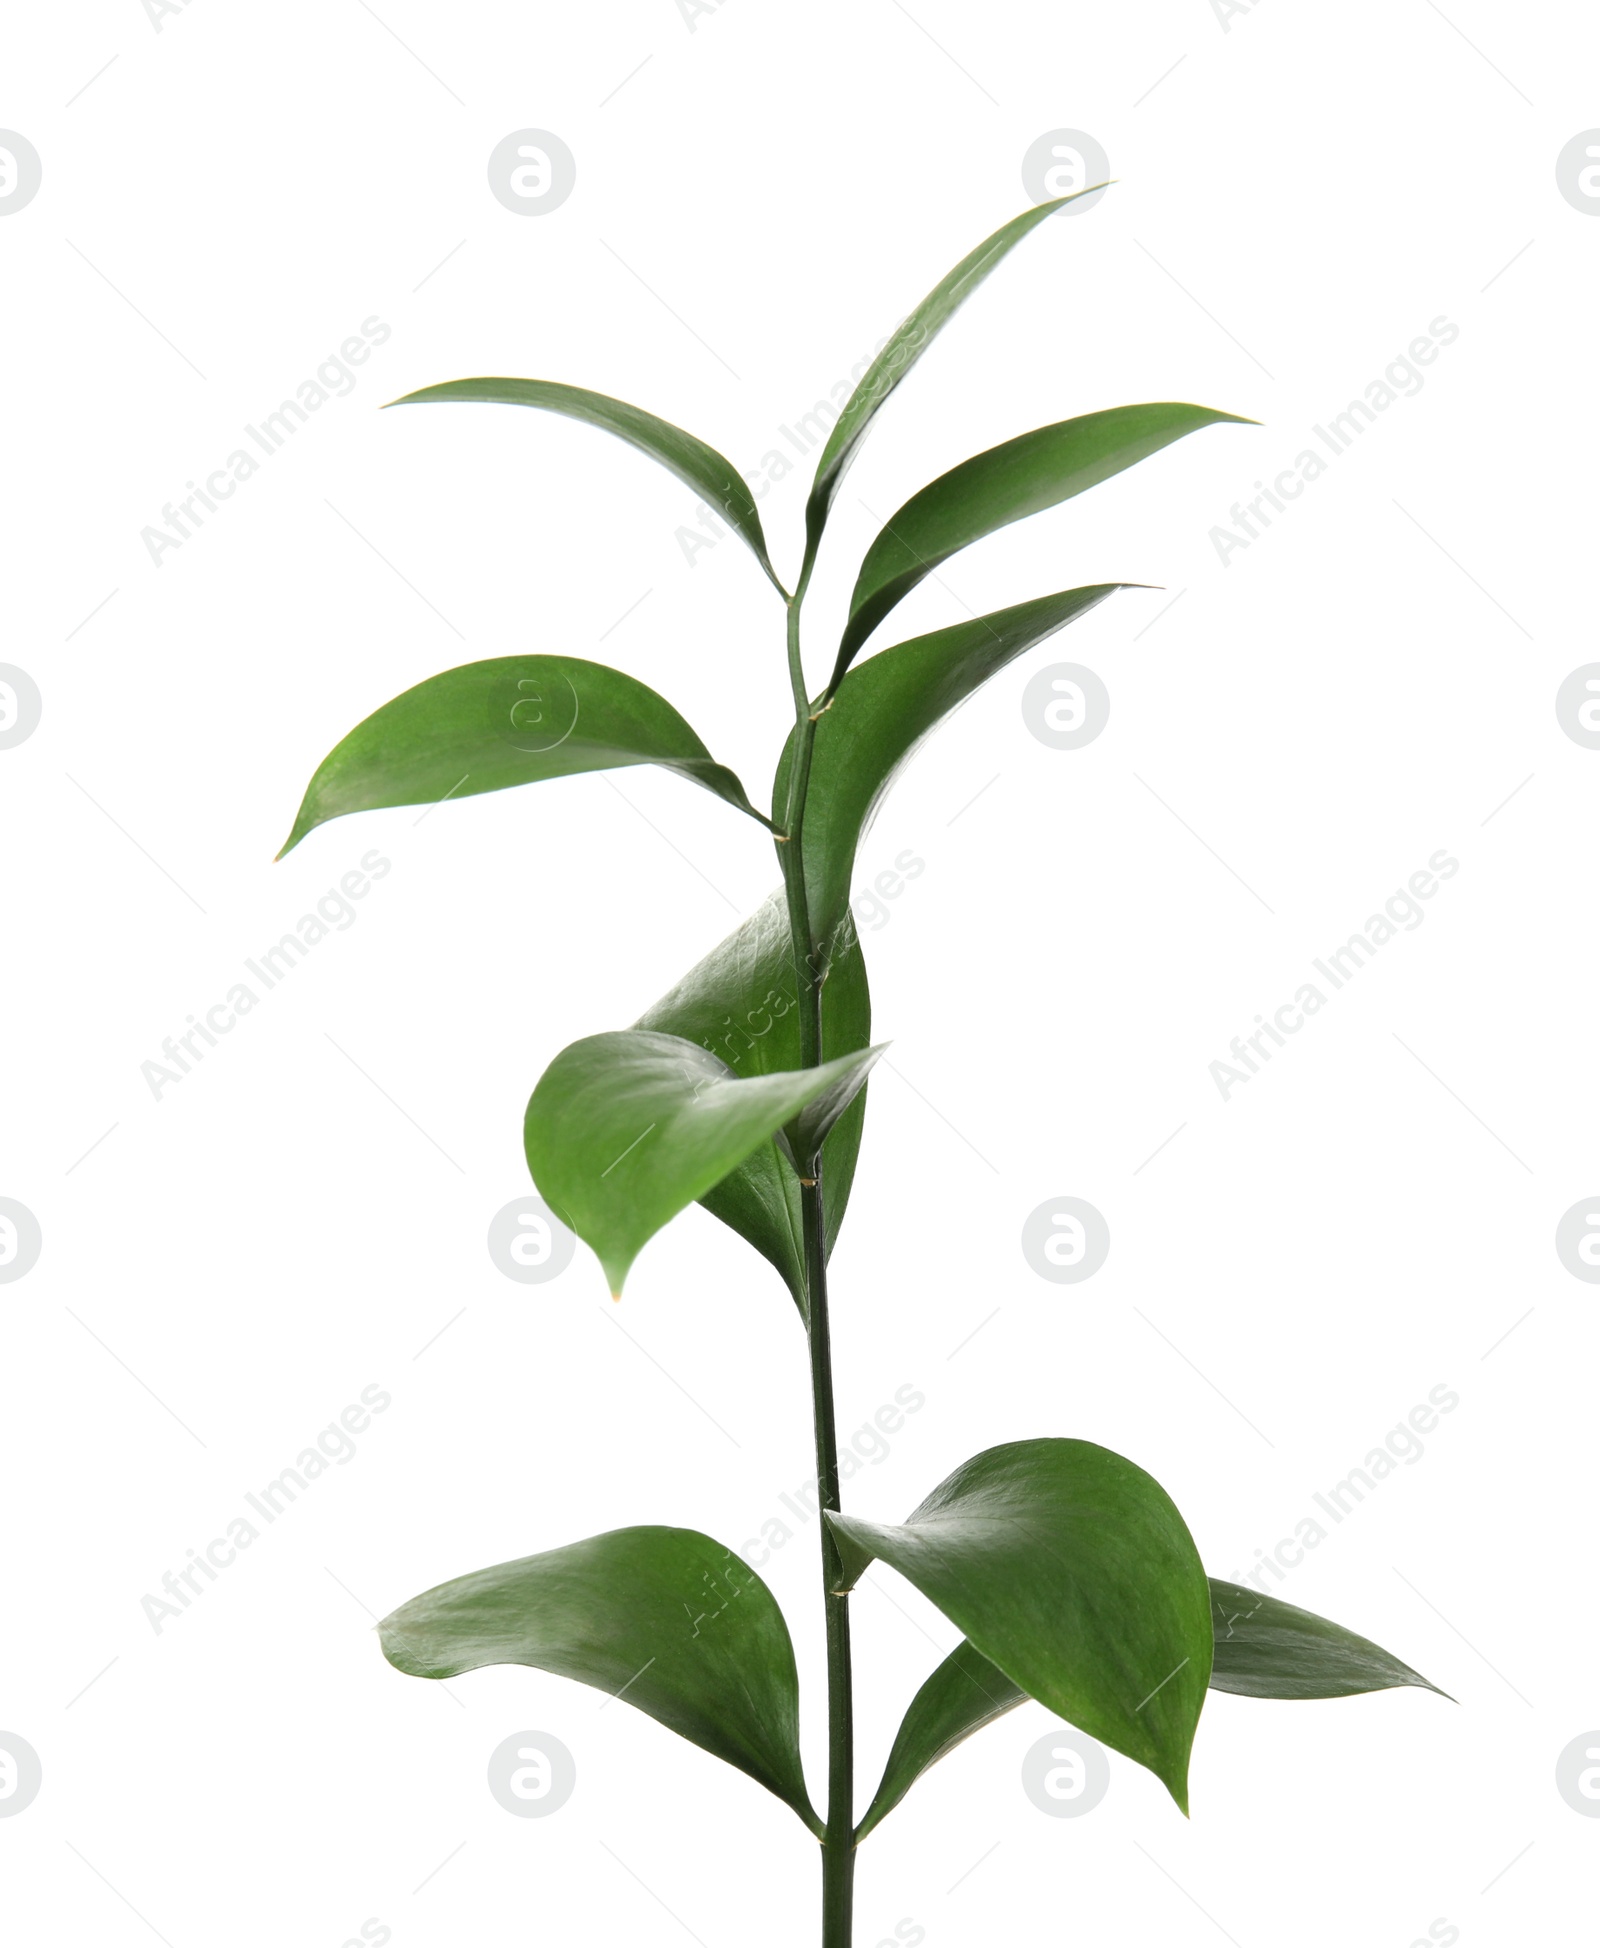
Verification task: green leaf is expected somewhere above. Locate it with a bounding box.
[788,1039,884,1159]
[776,586,1122,958]
[278,654,764,857]
[388,376,784,593]
[833,402,1252,682]
[857,1638,1027,1840]
[826,1438,1212,1812]
[856,1576,1447,1837]
[1209,1579,1448,1701]
[523,1028,879,1296]
[805,191,1106,554]
[636,892,874,1313]
[379,1524,819,1833]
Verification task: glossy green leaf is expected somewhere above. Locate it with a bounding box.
[388,376,783,592]
[379,1524,819,1832]
[1209,1579,1447,1701]
[523,1029,879,1296]
[856,1576,1446,1837]
[776,586,1122,957]
[826,1438,1212,1811]
[805,190,1105,553]
[636,893,874,1313]
[786,1040,883,1159]
[833,402,1252,681]
[857,1637,1027,1839]
[279,654,764,857]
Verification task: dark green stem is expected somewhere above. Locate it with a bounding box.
[777,558,855,1948]
[804,1169,854,1944]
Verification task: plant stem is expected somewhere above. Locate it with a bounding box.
[778,563,855,1948]
[803,1170,854,1945]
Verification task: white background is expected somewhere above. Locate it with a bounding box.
[3,2,1596,1944]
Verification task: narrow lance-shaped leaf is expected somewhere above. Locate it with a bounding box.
[832,402,1252,684]
[855,1577,1447,1839]
[776,586,1123,959]
[856,1638,1027,1840]
[1208,1579,1448,1701]
[826,1439,1213,1813]
[636,892,874,1314]
[279,654,765,857]
[805,189,1107,553]
[380,1525,820,1833]
[523,1029,880,1296]
[388,377,784,593]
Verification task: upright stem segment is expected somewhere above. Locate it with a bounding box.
[778,569,855,1947]
[802,1170,854,1943]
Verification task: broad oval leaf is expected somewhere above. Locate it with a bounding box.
[279,654,764,857]
[380,1524,819,1833]
[856,1576,1446,1838]
[833,402,1251,681]
[825,1438,1212,1812]
[776,586,1123,957]
[1209,1579,1447,1701]
[636,892,874,1313]
[523,1028,880,1296]
[805,190,1106,552]
[388,376,783,592]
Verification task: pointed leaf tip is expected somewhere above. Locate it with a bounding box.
[379,1526,818,1830]
[1208,1579,1449,1701]
[278,654,763,854]
[805,187,1120,550]
[826,1439,1211,1813]
[835,402,1253,678]
[634,892,874,1309]
[778,586,1124,957]
[524,1030,882,1294]
[383,375,783,590]
[857,1571,1445,1838]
